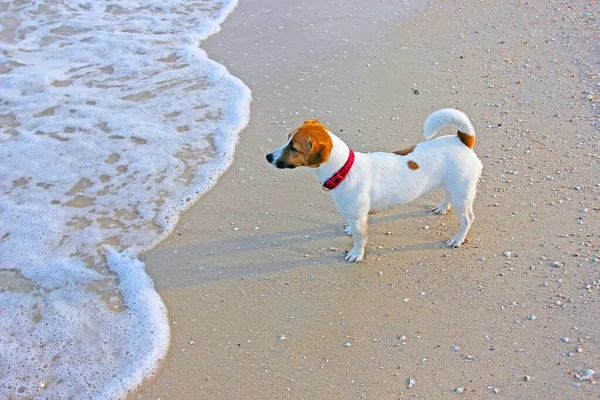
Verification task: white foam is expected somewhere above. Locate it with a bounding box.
[0,0,250,397]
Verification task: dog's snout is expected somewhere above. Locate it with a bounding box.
[277,160,287,169]
[266,152,287,168]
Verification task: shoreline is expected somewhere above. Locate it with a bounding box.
[134,0,599,398]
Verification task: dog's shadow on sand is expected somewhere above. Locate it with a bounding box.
[145,206,455,289]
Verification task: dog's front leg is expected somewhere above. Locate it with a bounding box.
[344,215,368,262]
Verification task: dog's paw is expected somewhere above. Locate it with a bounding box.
[446,235,464,248]
[344,225,353,236]
[345,247,364,262]
[430,202,451,215]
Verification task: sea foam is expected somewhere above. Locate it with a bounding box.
[0,0,250,397]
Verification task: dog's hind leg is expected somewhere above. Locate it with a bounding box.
[345,215,368,262]
[446,193,475,248]
[430,192,451,215]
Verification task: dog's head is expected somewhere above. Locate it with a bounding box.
[266,119,333,169]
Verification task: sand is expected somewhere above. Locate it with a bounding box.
[133,0,599,398]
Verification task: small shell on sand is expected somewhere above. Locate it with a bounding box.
[575,369,596,381]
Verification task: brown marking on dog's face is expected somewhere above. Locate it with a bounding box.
[394,145,416,156]
[279,120,333,168]
[457,131,475,149]
[407,160,419,170]
[303,119,321,125]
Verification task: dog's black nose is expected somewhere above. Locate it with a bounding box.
[266,153,273,163]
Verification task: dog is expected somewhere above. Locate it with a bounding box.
[266,109,483,262]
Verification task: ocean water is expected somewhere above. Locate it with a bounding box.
[0,0,250,398]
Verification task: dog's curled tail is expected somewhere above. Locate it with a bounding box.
[423,108,476,149]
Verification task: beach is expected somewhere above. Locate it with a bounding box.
[134,0,599,398]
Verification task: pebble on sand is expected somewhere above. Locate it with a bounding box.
[407,378,416,389]
[574,369,596,381]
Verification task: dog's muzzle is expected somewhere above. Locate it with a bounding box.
[266,153,295,169]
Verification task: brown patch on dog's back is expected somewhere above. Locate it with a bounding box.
[394,145,416,156]
[407,160,419,170]
[457,131,475,149]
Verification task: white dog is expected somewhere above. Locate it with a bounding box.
[266,109,483,262]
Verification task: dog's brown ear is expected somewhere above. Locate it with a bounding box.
[303,119,321,125]
[307,139,333,167]
[307,141,324,166]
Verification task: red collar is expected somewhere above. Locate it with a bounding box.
[322,149,355,191]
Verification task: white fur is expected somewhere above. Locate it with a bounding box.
[424,108,475,139]
[269,109,483,262]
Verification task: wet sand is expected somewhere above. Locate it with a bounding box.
[133,0,599,398]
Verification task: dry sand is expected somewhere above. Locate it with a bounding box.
[133,0,599,398]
